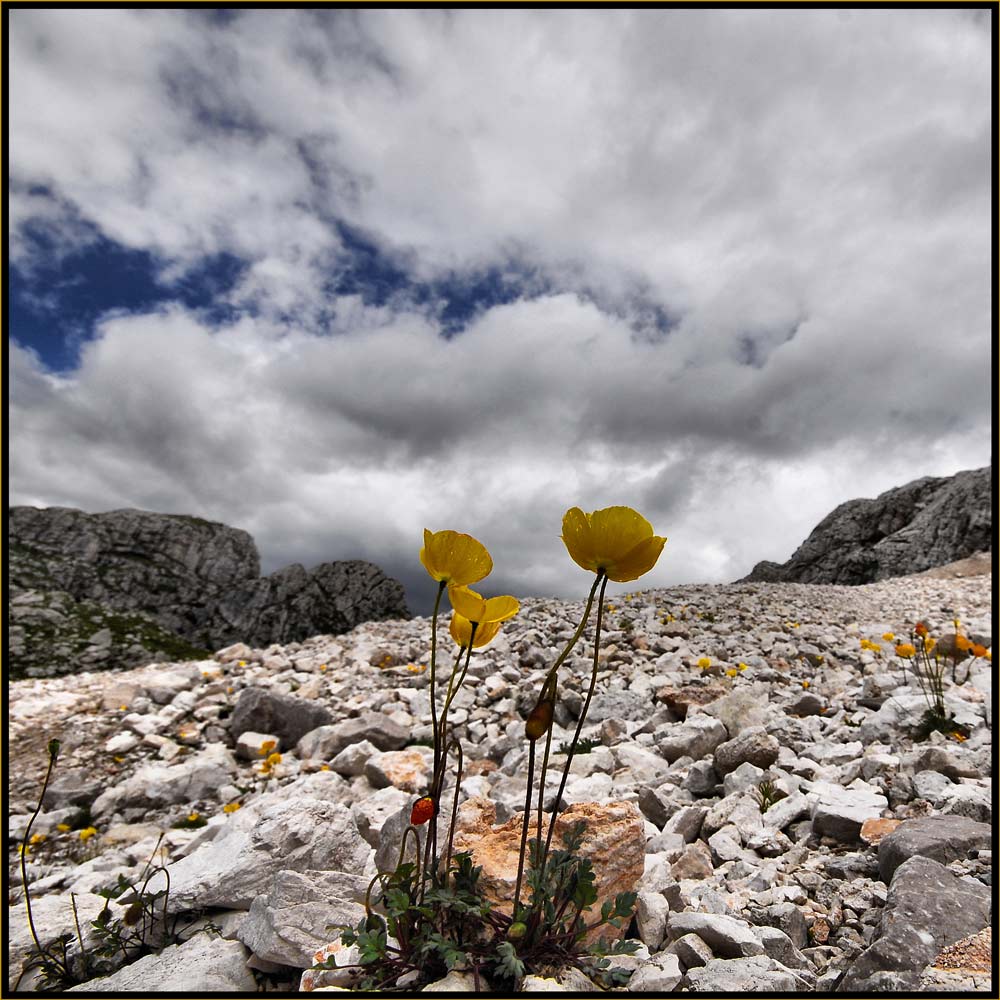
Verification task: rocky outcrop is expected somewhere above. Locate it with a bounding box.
[740,466,991,584]
[8,506,409,678]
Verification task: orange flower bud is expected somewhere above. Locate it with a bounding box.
[410,796,435,826]
[914,622,929,637]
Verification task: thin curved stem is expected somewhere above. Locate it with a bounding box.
[529,573,602,871]
[432,634,475,869]
[428,581,446,782]
[442,738,464,880]
[512,738,536,920]
[542,572,608,867]
[540,574,603,689]
[21,745,62,974]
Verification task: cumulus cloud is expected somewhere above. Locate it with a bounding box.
[8,9,992,613]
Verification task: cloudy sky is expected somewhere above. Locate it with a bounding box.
[8,8,993,615]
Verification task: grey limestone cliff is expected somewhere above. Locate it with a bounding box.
[8,507,409,678]
[740,466,992,585]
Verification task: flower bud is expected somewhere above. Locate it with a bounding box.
[410,796,435,826]
[508,921,527,941]
[525,698,554,741]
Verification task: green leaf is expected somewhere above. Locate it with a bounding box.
[495,940,525,981]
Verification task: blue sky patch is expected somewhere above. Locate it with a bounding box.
[9,229,247,372]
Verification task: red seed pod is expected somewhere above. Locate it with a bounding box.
[410,796,435,826]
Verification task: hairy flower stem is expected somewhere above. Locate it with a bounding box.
[512,738,537,919]
[431,635,475,870]
[427,581,447,785]
[541,572,608,871]
[21,741,63,976]
[531,573,603,851]
[442,738,464,880]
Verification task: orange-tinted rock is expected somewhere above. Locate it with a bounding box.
[810,918,830,944]
[860,817,902,845]
[655,684,727,719]
[451,800,644,945]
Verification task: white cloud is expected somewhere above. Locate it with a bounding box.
[7,9,992,612]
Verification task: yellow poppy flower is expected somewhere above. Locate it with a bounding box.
[561,506,666,582]
[420,529,493,586]
[449,613,503,649]
[955,635,972,652]
[895,643,916,659]
[447,584,519,625]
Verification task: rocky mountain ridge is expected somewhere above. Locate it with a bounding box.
[8,506,409,679]
[741,466,992,585]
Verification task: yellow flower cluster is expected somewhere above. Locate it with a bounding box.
[223,802,241,814]
[420,528,519,650]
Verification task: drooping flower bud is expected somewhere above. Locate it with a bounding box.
[410,796,435,826]
[525,698,554,741]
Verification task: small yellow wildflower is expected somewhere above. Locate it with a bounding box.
[802,680,810,689]
[319,664,327,672]
[420,529,493,586]
[922,637,937,653]
[970,644,990,659]
[697,657,711,670]
[56,823,71,832]
[319,763,330,771]
[223,802,241,814]
[955,635,973,652]
[882,632,895,642]
[895,643,916,659]
[30,833,46,845]
[79,827,98,842]
[738,663,749,672]
[266,752,282,766]
[951,731,968,743]
[259,740,277,756]
[561,506,666,582]
[187,812,199,822]
[725,668,738,678]
[119,704,128,711]
[238,660,247,667]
